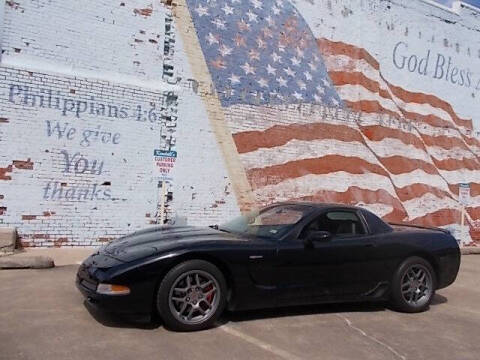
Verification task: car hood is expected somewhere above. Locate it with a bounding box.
[102,225,244,262]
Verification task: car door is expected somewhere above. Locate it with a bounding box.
[275,209,381,305]
[230,204,311,310]
[226,237,279,310]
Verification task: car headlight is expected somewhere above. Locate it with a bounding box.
[96,283,130,295]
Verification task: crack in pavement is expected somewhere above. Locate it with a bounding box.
[336,315,407,360]
[219,324,304,360]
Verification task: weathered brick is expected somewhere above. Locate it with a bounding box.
[1,0,479,248]
[21,215,37,221]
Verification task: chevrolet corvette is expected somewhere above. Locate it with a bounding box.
[76,202,460,331]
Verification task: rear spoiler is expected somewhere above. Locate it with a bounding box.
[388,222,452,235]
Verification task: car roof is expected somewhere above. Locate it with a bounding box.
[270,201,393,234]
[272,201,365,212]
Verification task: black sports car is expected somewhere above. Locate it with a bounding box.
[76,202,460,331]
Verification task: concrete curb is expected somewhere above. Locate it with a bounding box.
[0,227,17,255]
[0,255,55,269]
[461,247,480,255]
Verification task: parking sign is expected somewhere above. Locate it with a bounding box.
[154,150,177,180]
[459,183,470,206]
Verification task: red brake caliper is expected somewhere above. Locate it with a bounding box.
[204,284,214,303]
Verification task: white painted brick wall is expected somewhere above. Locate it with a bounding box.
[1,0,480,246]
[2,0,166,80]
[0,0,240,246]
[0,67,166,246]
[297,0,480,126]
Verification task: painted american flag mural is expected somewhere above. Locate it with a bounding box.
[184,0,480,245]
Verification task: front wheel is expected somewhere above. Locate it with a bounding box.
[390,256,436,313]
[156,260,227,331]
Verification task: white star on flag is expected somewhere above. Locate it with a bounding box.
[257,78,269,88]
[211,18,226,29]
[206,32,219,45]
[228,73,241,84]
[222,4,234,15]
[271,52,282,63]
[284,67,295,77]
[250,0,263,9]
[266,64,277,75]
[277,76,287,87]
[246,10,258,22]
[297,80,306,90]
[257,37,266,49]
[249,49,260,61]
[219,45,233,57]
[291,57,301,66]
[292,91,303,100]
[316,85,325,94]
[241,62,256,75]
[195,4,209,17]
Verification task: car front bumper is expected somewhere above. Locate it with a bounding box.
[76,276,144,313]
[436,249,461,290]
[76,257,156,315]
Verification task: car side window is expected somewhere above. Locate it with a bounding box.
[325,211,366,236]
[300,211,366,239]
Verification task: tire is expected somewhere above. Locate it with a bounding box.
[390,256,436,313]
[156,260,227,331]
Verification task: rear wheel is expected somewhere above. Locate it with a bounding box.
[156,260,227,331]
[390,256,436,313]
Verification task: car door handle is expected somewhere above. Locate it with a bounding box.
[249,255,264,260]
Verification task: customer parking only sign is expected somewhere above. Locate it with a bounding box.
[154,150,177,181]
[459,183,471,206]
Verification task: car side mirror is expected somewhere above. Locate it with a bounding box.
[305,231,331,244]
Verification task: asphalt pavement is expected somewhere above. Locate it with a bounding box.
[0,255,479,360]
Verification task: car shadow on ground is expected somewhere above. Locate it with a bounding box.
[430,293,448,305]
[221,293,448,324]
[83,301,162,330]
[84,293,448,330]
[220,301,388,325]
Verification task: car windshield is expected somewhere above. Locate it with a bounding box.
[218,205,312,240]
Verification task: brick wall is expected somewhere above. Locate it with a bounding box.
[0,67,169,246]
[0,0,479,246]
[2,0,165,79]
[0,0,240,246]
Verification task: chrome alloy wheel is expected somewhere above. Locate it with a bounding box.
[168,270,220,325]
[401,264,433,307]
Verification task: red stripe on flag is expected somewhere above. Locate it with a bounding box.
[233,122,364,154]
[317,38,380,70]
[247,156,389,190]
